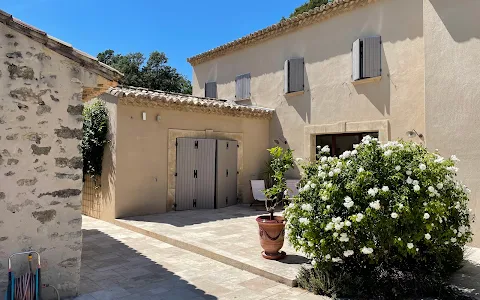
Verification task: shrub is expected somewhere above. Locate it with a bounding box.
[285,136,472,298]
[81,100,109,182]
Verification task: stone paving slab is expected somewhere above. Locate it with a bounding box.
[114,205,308,287]
[77,216,328,300]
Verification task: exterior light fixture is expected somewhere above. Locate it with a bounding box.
[156,115,161,122]
[406,129,423,138]
[142,112,146,121]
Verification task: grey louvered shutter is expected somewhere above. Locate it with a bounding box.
[205,82,217,98]
[352,39,361,81]
[289,58,304,93]
[362,36,381,78]
[235,73,250,100]
[284,60,289,94]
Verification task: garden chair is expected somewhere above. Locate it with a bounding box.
[250,180,268,206]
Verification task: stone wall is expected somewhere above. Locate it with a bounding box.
[0,23,93,296]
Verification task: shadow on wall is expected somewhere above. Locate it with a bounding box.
[78,228,218,299]
[431,0,480,42]
[353,47,391,116]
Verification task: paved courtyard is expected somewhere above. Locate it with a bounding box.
[114,205,306,286]
[77,215,327,300]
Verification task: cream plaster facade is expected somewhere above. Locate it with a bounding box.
[190,0,480,245]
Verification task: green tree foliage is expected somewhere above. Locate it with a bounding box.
[289,0,329,18]
[97,50,192,94]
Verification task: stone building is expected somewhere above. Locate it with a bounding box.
[0,10,121,297]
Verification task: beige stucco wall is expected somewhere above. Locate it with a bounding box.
[424,0,480,246]
[0,24,111,297]
[114,103,270,218]
[192,0,425,174]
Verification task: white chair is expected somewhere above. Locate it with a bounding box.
[250,180,268,206]
[286,179,300,200]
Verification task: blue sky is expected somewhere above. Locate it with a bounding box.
[3,0,305,81]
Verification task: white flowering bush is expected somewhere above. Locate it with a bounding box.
[285,136,472,298]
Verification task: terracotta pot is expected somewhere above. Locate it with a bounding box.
[256,215,286,260]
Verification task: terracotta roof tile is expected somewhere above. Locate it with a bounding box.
[187,0,380,66]
[107,86,274,119]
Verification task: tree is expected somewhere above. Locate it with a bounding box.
[97,50,192,95]
[289,0,329,18]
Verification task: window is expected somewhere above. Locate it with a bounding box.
[235,73,250,100]
[205,82,217,98]
[352,36,382,81]
[316,132,379,156]
[284,58,304,94]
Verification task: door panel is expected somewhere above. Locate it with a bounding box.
[195,139,216,209]
[175,138,196,211]
[216,140,238,208]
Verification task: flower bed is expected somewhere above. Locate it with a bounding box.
[285,136,472,298]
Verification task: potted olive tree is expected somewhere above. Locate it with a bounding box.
[256,146,294,260]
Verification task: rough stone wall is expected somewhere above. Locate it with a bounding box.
[0,24,86,296]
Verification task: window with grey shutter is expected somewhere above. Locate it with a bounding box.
[352,36,382,81]
[235,73,250,100]
[205,82,217,98]
[284,58,304,93]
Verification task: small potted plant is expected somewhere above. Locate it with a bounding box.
[256,146,294,260]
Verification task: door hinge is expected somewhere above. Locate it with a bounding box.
[194,170,197,178]
[237,171,239,175]
[226,142,229,149]
[174,203,177,209]
[175,141,178,146]
[237,144,239,148]
[226,197,228,205]
[193,199,197,208]
[226,169,229,177]
[194,141,198,149]
[175,172,177,177]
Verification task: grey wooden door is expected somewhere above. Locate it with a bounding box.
[195,139,216,209]
[216,140,238,209]
[175,138,196,211]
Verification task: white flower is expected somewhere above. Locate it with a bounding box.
[444,241,449,245]
[361,247,374,254]
[434,156,445,163]
[325,254,331,260]
[425,233,431,240]
[308,241,314,247]
[310,183,317,189]
[340,151,351,159]
[446,166,459,173]
[321,146,330,153]
[335,223,343,231]
[299,218,310,225]
[407,243,414,249]
[343,250,354,257]
[397,237,402,241]
[333,232,339,238]
[458,225,466,234]
[452,228,458,234]
[326,205,331,209]
[369,200,381,210]
[325,222,334,231]
[358,167,364,173]
[419,163,426,171]
[395,165,401,171]
[391,212,398,219]
[333,168,341,174]
[413,185,420,191]
[318,171,326,178]
[351,150,358,155]
[328,171,334,177]
[451,237,457,243]
[424,213,430,220]
[451,155,460,162]
[457,233,463,237]
[384,150,393,157]
[336,161,343,168]
[343,196,354,209]
[368,188,377,196]
[316,146,321,149]
[321,156,327,163]
[332,217,342,223]
[356,213,364,222]
[406,177,413,184]
[311,259,317,267]
[412,180,419,185]
[322,196,329,201]
[301,203,313,212]
[382,186,389,192]
[326,183,333,188]
[339,233,349,242]
[345,220,351,227]
[406,170,412,176]
[428,186,436,193]
[437,183,443,190]
[332,257,343,263]
[398,203,404,209]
